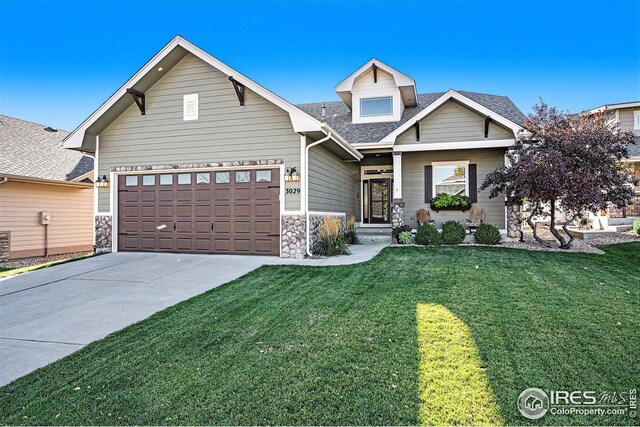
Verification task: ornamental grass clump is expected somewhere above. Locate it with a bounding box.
[634,220,640,236]
[473,223,501,245]
[441,220,466,245]
[416,223,441,246]
[315,216,349,256]
[344,216,359,244]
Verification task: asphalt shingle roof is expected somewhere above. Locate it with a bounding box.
[297,90,526,144]
[0,115,93,182]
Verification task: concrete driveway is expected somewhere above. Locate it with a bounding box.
[0,252,277,386]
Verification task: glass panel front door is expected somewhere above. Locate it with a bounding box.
[369,179,390,223]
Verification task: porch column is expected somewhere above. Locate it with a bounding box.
[393,152,402,199]
[392,152,404,227]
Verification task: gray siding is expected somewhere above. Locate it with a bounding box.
[618,108,640,136]
[396,100,514,145]
[308,144,360,220]
[402,149,506,228]
[98,53,301,211]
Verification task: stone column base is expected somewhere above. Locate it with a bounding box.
[281,214,306,259]
[95,215,113,253]
[0,232,9,261]
[392,200,405,228]
[506,203,522,238]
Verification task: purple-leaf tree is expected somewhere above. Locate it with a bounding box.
[481,101,638,249]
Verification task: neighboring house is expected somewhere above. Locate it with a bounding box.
[0,115,94,260]
[63,36,526,258]
[587,102,640,229]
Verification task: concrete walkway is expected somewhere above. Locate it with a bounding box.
[0,243,387,386]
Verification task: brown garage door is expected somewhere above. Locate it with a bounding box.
[118,169,280,255]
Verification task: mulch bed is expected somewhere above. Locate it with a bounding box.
[0,251,94,269]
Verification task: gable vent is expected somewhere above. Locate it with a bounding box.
[183,93,199,121]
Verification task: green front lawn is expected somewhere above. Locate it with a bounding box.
[1,245,638,426]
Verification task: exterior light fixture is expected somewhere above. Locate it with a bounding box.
[96,175,109,188]
[285,167,299,183]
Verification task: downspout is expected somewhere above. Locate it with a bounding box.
[0,177,8,185]
[305,131,332,256]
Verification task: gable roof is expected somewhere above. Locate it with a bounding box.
[0,115,94,182]
[334,58,418,108]
[62,35,334,152]
[298,90,526,145]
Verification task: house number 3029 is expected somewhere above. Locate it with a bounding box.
[285,188,301,195]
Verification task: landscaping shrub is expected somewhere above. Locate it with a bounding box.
[344,216,359,244]
[392,224,412,243]
[398,231,412,245]
[315,216,349,256]
[474,223,501,245]
[634,220,640,236]
[441,220,466,245]
[416,223,441,245]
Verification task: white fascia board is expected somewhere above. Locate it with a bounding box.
[64,35,326,149]
[380,90,524,144]
[351,142,395,150]
[394,139,515,152]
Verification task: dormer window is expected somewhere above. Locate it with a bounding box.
[360,97,393,117]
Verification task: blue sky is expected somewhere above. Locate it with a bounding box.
[0,0,638,131]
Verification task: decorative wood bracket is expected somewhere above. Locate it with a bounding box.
[372,63,378,83]
[229,76,245,106]
[414,121,420,141]
[126,88,145,115]
[484,116,491,138]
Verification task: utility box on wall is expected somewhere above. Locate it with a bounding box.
[39,211,51,225]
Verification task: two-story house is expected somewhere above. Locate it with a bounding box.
[63,36,526,258]
[587,102,640,230]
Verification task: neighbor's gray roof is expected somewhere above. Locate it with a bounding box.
[0,115,94,181]
[297,90,526,144]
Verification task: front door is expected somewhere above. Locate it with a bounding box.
[369,179,390,223]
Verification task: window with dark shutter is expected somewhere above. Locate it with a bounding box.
[468,164,478,203]
[425,165,433,202]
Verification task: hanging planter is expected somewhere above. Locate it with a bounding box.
[430,193,472,212]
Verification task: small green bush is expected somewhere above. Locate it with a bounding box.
[398,231,412,245]
[416,223,441,245]
[441,220,466,245]
[634,220,640,236]
[474,223,501,245]
[392,224,412,243]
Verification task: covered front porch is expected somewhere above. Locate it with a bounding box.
[357,148,520,236]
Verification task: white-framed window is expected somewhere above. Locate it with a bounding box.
[177,173,192,185]
[360,96,392,117]
[196,173,210,184]
[634,111,640,130]
[125,175,138,187]
[432,161,469,196]
[142,175,155,186]
[183,93,199,121]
